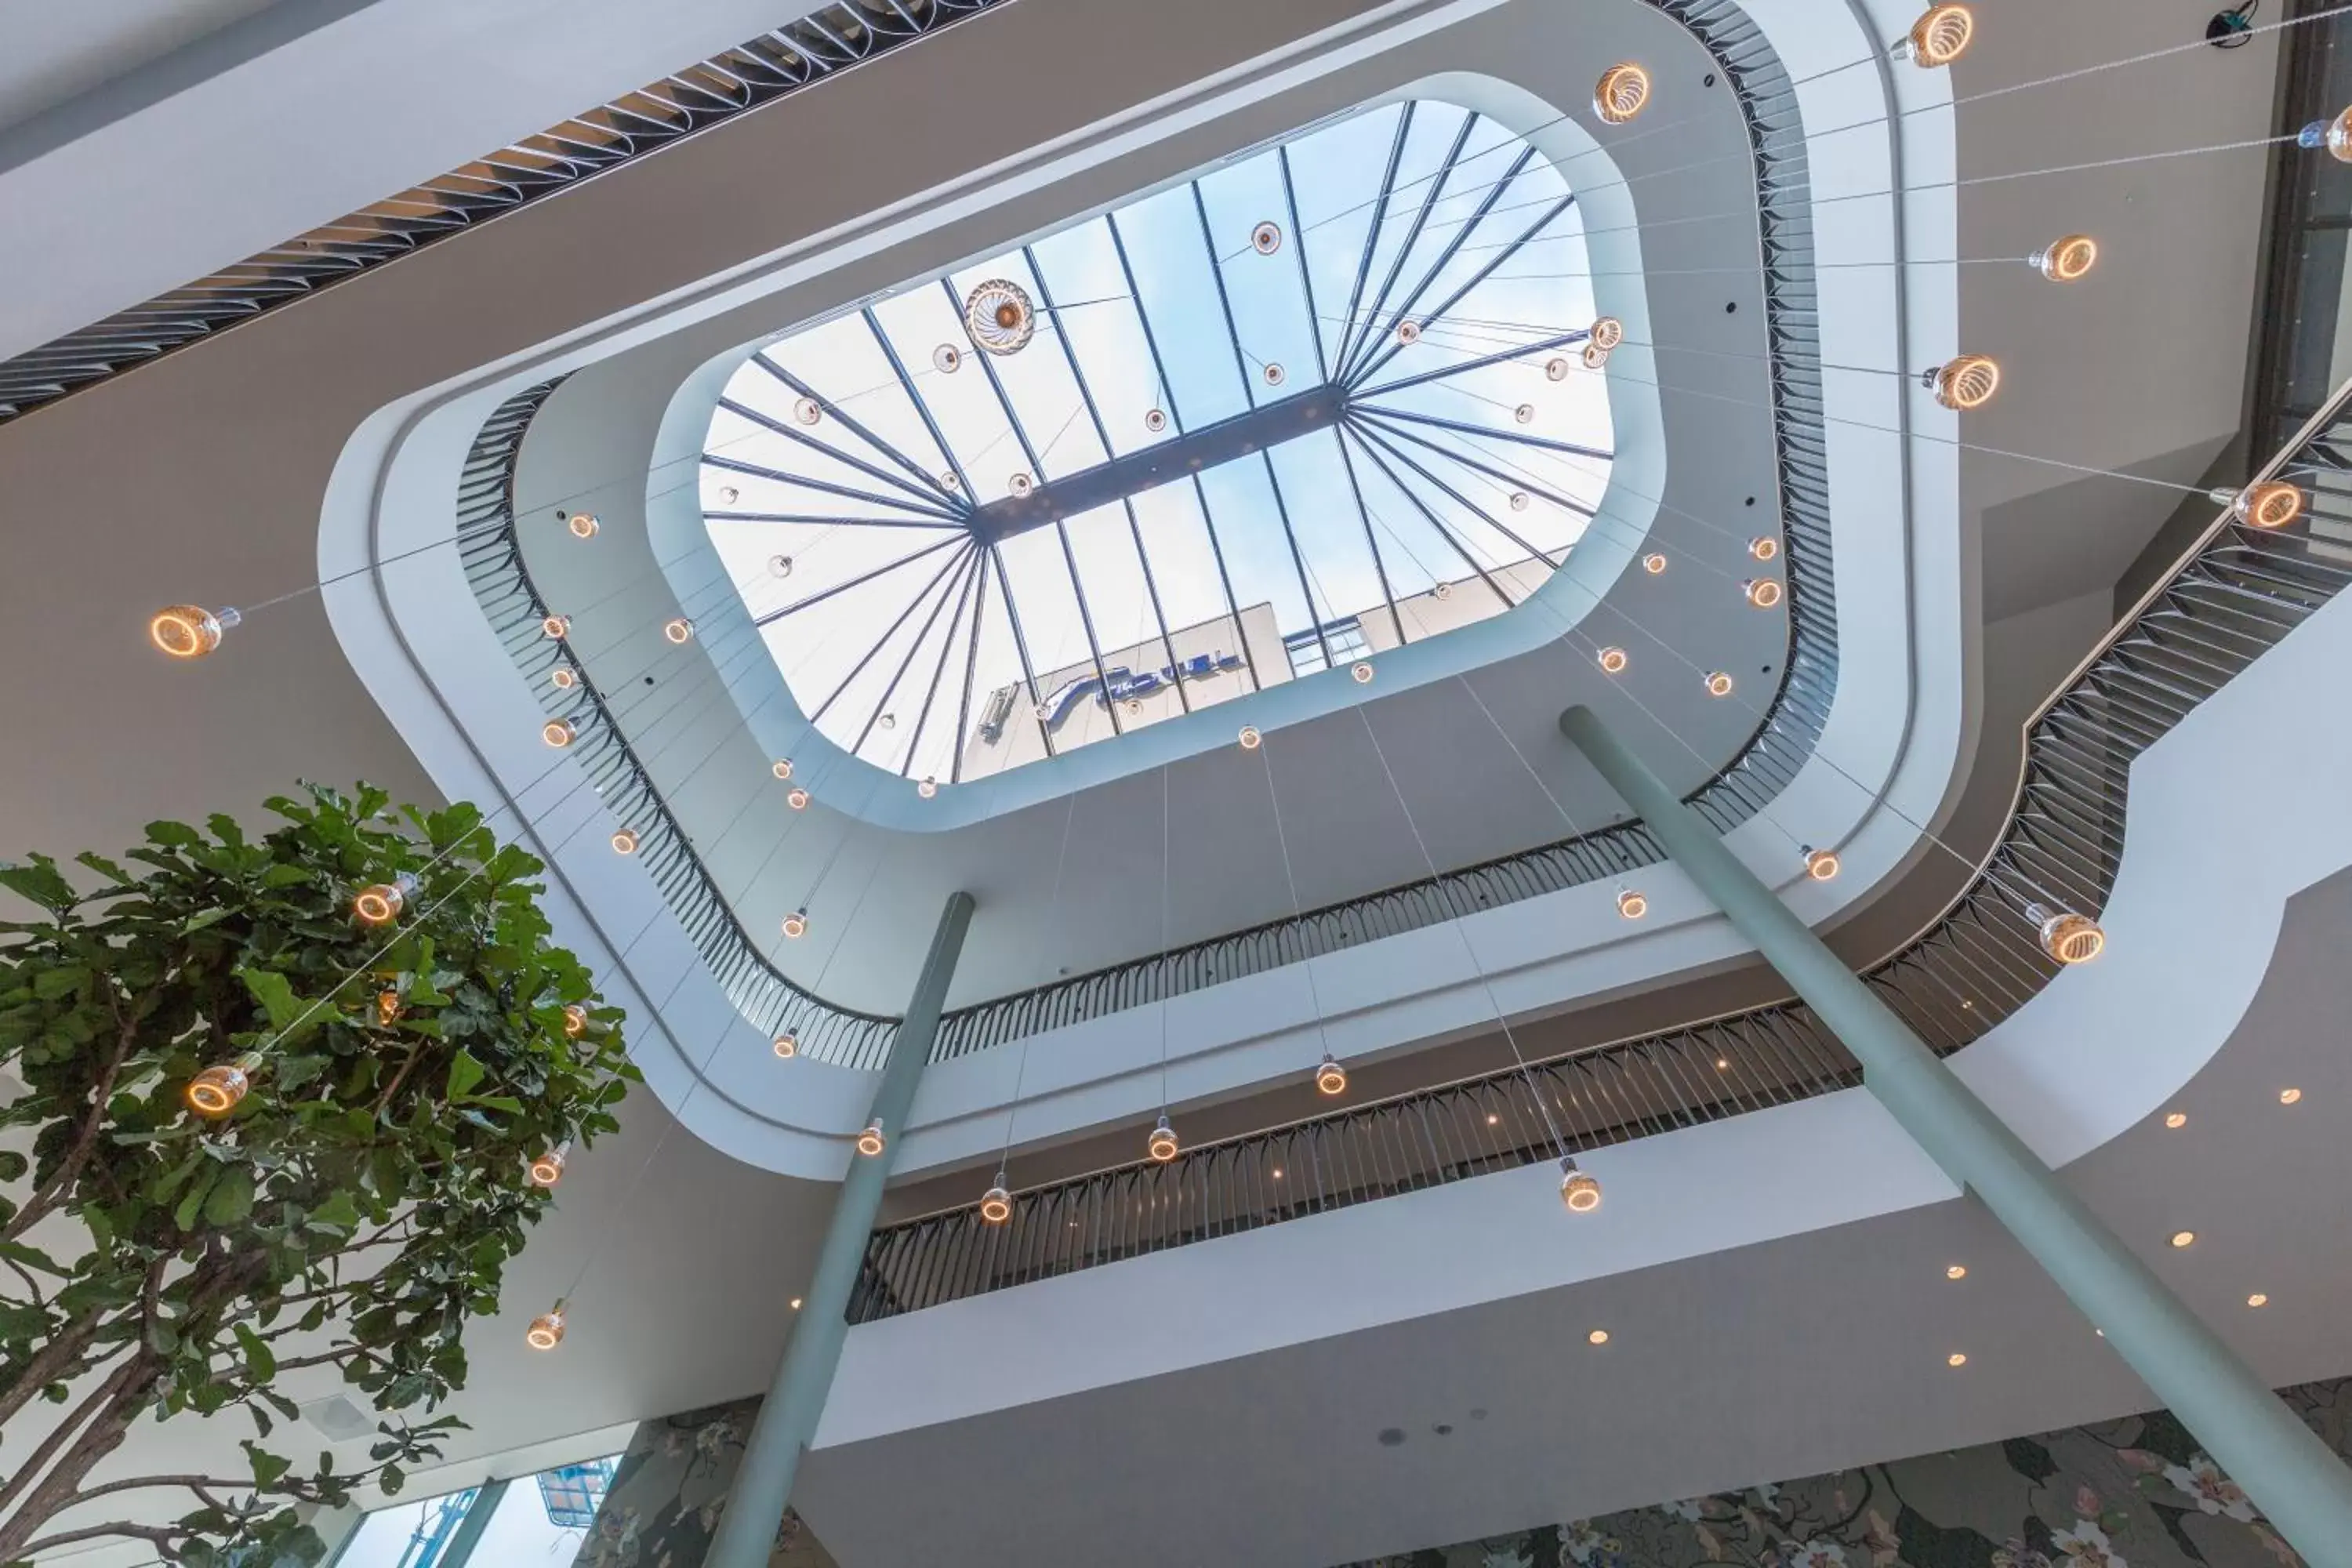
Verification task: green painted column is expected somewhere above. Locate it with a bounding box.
[706,890,975,1568]
[1559,704,2352,1559]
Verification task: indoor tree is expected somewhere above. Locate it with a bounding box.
[0,785,637,1564]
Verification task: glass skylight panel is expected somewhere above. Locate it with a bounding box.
[702,96,1612,785]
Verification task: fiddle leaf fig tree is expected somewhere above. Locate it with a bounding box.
[0,785,637,1565]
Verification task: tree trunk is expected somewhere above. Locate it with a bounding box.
[0,1356,156,1562]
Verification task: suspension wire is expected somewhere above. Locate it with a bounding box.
[1348,706,1569,1160]
[997,793,1083,1181]
[1557,572,2069,916]
[1225,0,2347,266]
[1156,762,1178,1115]
[1249,734,1337,1073]
[559,827,894,1304]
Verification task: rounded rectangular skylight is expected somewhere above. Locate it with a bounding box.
[702,95,1612,783]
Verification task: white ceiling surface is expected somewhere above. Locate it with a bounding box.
[0,0,846,361]
[796,590,2352,1566]
[0,0,287,132]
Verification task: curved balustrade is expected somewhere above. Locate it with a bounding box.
[848,382,2352,1321]
[454,377,906,1068]
[457,0,1839,1067]
[0,0,1006,424]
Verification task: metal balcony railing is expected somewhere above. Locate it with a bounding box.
[0,0,1006,425]
[456,0,1839,1068]
[845,381,2352,1323]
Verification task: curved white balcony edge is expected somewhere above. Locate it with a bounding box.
[818,574,2352,1449]
[320,0,1964,1179]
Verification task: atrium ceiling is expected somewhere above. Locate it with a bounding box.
[0,0,2298,1546]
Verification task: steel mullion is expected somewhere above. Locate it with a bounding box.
[988,544,1060,758]
[1348,415,1578,565]
[1047,516,1126,737]
[1353,328,1590,401]
[1351,148,1541,386]
[864,306,978,499]
[942,280,1055,476]
[1334,103,1417,377]
[1352,190,1580,389]
[949,281,1123,736]
[1259,452,1338,670]
[810,543,971,727]
[1276,146,1330,379]
[717,394,960,517]
[1343,426,1515,610]
[1355,403,1613,462]
[707,507,960,530]
[731,368,962,513]
[1190,183,1267,413]
[899,554,984,774]
[1334,430,1408,646]
[753,534,964,626]
[1189,474,1267,693]
[949,559,989,784]
[1341,111,1479,386]
[700,452,964,522]
[1352,405,1599,521]
[1025,247,1192,714]
[1105,212,1189,429]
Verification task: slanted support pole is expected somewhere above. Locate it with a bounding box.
[1559,704,2352,1562]
[705,891,975,1566]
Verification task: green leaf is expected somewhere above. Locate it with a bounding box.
[174,1167,219,1232]
[0,858,77,911]
[144,819,203,847]
[234,1321,278,1382]
[0,1150,26,1181]
[203,1165,257,1226]
[240,967,325,1047]
[30,966,85,1001]
[243,1439,293,1489]
[180,908,234,935]
[73,851,133,885]
[445,1049,487,1102]
[379,1461,407,1496]
[308,1189,361,1235]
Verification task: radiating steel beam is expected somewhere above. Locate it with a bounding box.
[1348,191,1580,389]
[1333,103,1417,379]
[746,358,967,513]
[1348,414,1575,568]
[1343,426,1515,611]
[753,534,965,627]
[1339,110,1479,385]
[1352,327,1588,401]
[1351,405,1599,518]
[810,543,973,727]
[1025,245,1192,713]
[864,307,978,502]
[1352,145,1537,381]
[702,452,965,523]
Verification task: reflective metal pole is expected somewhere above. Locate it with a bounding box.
[1560,704,2352,1559]
[706,890,975,1568]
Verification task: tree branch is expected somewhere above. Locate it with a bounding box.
[0,1353,149,1523]
[1,1015,136,1247]
[56,1472,249,1510]
[15,1519,185,1558]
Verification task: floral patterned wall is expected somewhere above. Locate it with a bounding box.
[1341,1379,2350,1568]
[569,1396,835,1568]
